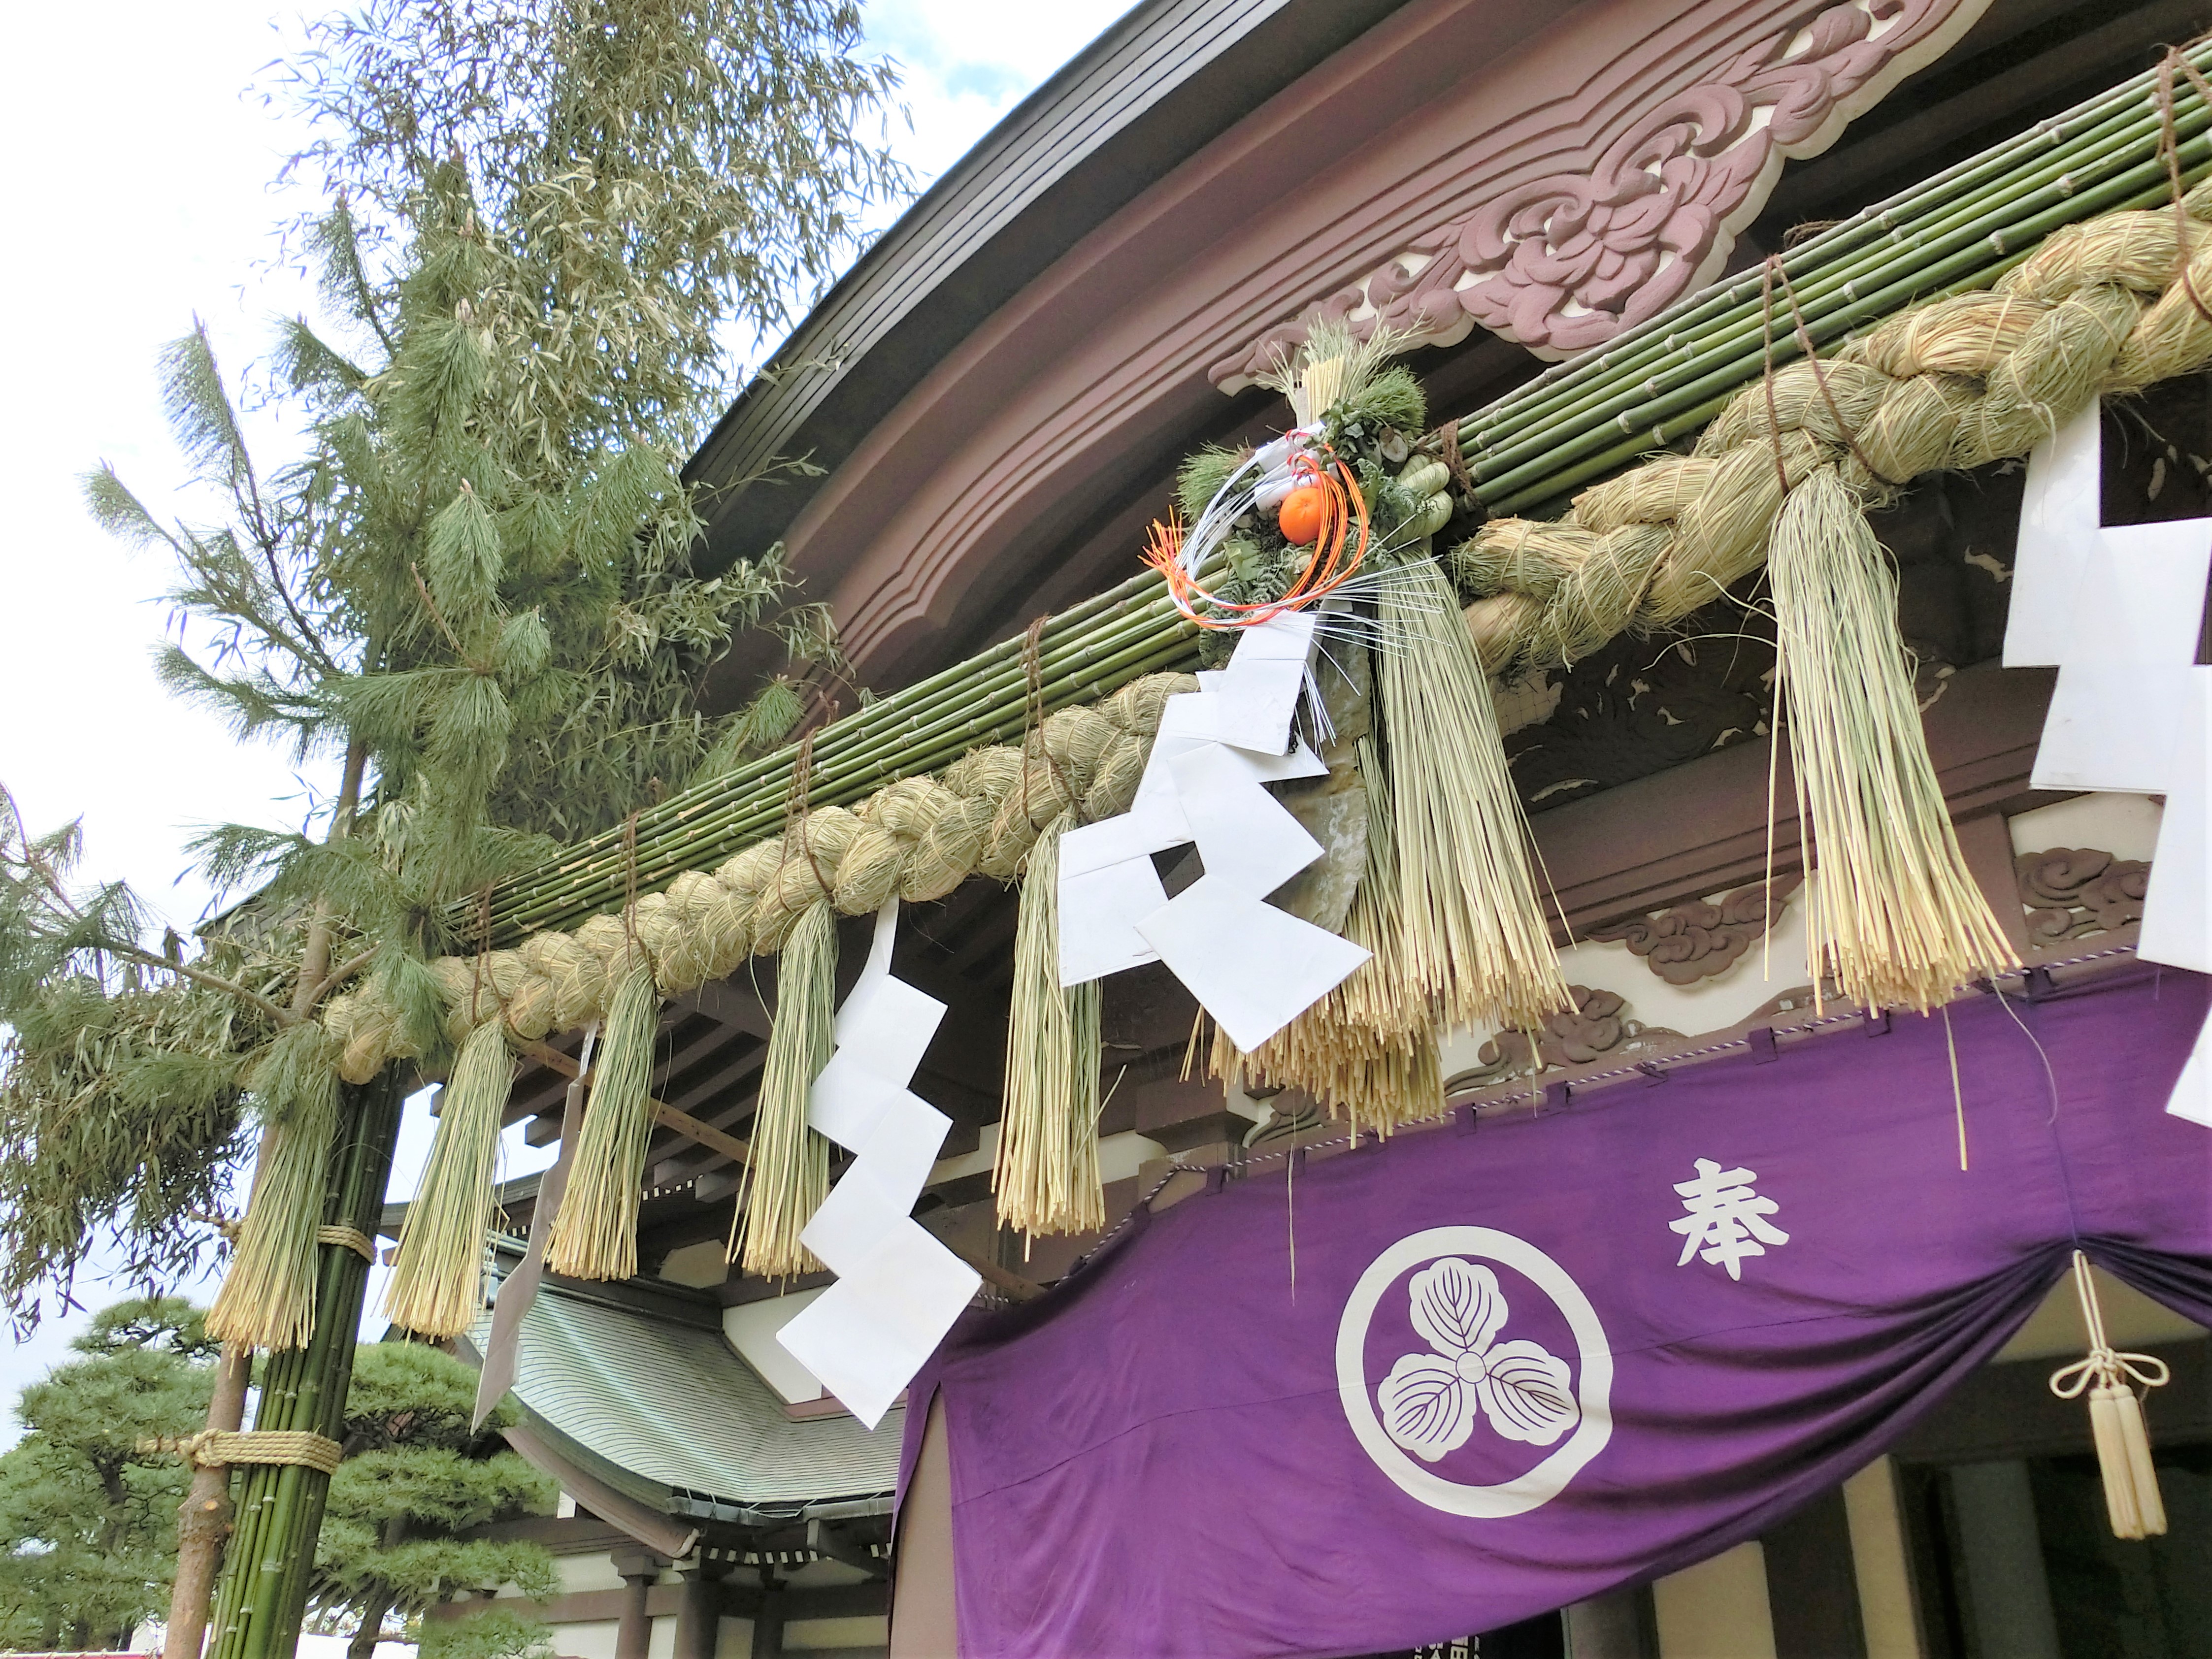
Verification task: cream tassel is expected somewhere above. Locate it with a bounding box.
[2047,1251,2170,1539]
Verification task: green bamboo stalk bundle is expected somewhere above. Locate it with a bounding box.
[1377,556,1573,1034]
[208,1073,404,1659]
[993,813,1105,1241]
[476,566,1210,944]
[1767,467,2019,1010]
[737,899,835,1277]
[546,963,660,1280]
[206,1024,345,1353]
[382,1018,515,1336]
[1457,38,2212,515]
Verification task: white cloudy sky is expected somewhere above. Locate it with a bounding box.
[0,0,1130,1429]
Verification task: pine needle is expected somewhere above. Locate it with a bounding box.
[1767,467,2019,1010]
[207,1024,344,1352]
[383,1017,514,1336]
[737,901,834,1278]
[1377,556,1573,1032]
[994,813,1105,1240]
[547,963,660,1281]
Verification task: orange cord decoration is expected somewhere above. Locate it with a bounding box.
[1143,447,1371,630]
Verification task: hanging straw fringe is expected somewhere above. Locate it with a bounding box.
[995,813,1105,1240]
[207,1024,345,1352]
[738,900,835,1277]
[383,1018,516,1336]
[1378,556,1573,1033]
[1214,735,1443,1133]
[546,962,660,1280]
[1766,467,2019,1009]
[2049,1250,2171,1540]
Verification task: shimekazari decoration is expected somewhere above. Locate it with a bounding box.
[281,60,2212,1370]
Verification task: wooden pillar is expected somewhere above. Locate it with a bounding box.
[673,1558,726,1659]
[748,1576,784,1659]
[611,1551,664,1659]
[889,1394,958,1658]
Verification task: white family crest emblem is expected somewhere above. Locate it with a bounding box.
[1670,1157,1788,1280]
[1379,1259,1578,1459]
[1337,1227,1614,1518]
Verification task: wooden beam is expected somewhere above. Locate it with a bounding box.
[518,1037,755,1168]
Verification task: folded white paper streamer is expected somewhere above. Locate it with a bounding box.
[1056,613,1370,1049]
[2013,402,2212,1128]
[779,900,979,1427]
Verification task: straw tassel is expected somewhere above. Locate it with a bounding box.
[1213,734,1443,1134]
[2049,1250,2171,1539]
[1376,554,1572,1033]
[737,899,835,1278]
[207,1023,345,1352]
[1766,466,2019,1011]
[995,812,1105,1241]
[384,1018,516,1336]
[546,962,660,1281]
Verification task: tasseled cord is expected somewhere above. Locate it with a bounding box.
[995,812,1105,1243]
[547,962,662,1281]
[384,1018,516,1337]
[2048,1250,2171,1539]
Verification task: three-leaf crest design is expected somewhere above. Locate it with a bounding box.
[1377,1257,1578,1461]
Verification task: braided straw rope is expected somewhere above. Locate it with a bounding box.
[314,1224,377,1262]
[321,673,1194,1083]
[136,1429,345,1475]
[1461,181,2212,675]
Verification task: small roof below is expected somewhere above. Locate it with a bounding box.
[474,1261,902,1525]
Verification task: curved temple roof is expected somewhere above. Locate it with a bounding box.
[469,1254,901,1528]
[685,0,1411,584]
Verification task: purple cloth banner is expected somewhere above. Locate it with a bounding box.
[903,967,2212,1659]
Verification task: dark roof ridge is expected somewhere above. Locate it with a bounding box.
[683,0,1411,575]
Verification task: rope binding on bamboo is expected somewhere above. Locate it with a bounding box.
[136,1430,345,1475]
[314,1224,377,1263]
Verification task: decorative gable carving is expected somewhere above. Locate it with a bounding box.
[1212,0,1984,380]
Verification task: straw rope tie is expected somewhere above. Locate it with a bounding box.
[315,1224,377,1263]
[1462,176,2212,675]
[136,1429,345,1475]
[318,672,1194,1082]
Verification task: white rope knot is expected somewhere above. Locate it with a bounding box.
[2048,1345,2172,1399]
[2046,1250,2170,1540]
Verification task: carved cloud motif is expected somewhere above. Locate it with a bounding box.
[1213,0,1971,377]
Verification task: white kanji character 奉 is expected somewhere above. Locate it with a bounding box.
[1670,1158,1789,1280]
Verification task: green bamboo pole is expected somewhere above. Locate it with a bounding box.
[1461,81,2182,456]
[480,582,1209,941]
[1457,40,2212,510]
[490,574,1170,910]
[206,1071,405,1659]
[1480,137,2212,514]
[1461,44,2212,447]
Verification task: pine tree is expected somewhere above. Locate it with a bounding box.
[0,1299,218,1651]
[0,4,906,1655]
[312,1344,557,1659]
